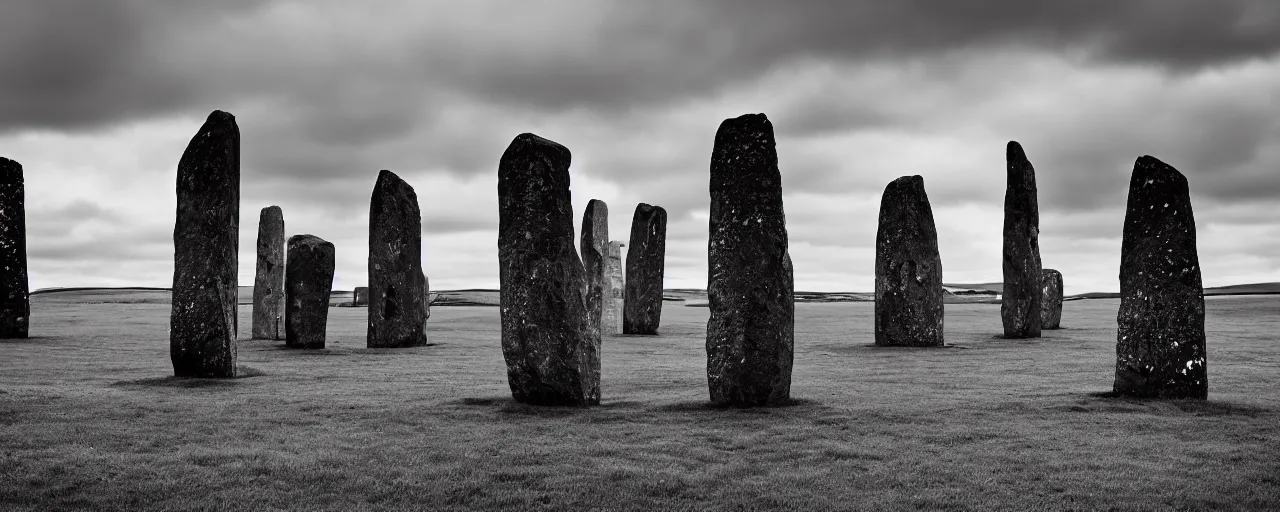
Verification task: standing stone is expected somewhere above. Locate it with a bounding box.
[580,199,608,344]
[1002,141,1043,338]
[706,113,794,407]
[624,203,667,335]
[1041,269,1063,330]
[285,235,335,349]
[1114,156,1206,399]
[497,133,599,406]
[368,170,429,348]
[874,175,944,347]
[170,110,239,378]
[0,158,28,339]
[251,206,285,340]
[353,287,369,306]
[603,242,625,335]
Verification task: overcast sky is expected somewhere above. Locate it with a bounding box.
[3,0,1278,294]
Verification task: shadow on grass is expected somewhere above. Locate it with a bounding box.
[654,397,825,413]
[111,366,265,388]
[1047,392,1273,417]
[0,336,62,344]
[859,343,969,350]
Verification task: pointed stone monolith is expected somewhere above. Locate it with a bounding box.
[170,110,239,378]
[706,113,794,407]
[497,133,599,406]
[1114,156,1206,399]
[252,206,285,340]
[368,170,429,348]
[604,241,625,335]
[581,199,608,344]
[285,234,334,349]
[0,158,28,339]
[1041,269,1063,330]
[875,175,943,347]
[624,203,667,335]
[1002,141,1043,338]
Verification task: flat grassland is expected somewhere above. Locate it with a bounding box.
[2,294,1278,510]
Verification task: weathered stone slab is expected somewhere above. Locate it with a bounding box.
[1002,141,1043,338]
[252,206,284,340]
[170,110,239,378]
[604,241,625,335]
[285,234,335,349]
[353,287,369,306]
[1114,156,1206,399]
[1041,269,1063,330]
[874,175,943,347]
[580,199,608,345]
[368,170,429,348]
[497,133,599,406]
[624,203,667,335]
[706,113,794,407]
[0,157,28,339]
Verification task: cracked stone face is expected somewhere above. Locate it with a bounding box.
[497,133,599,406]
[623,203,667,335]
[706,113,794,407]
[170,110,239,378]
[874,175,943,347]
[252,206,285,340]
[1002,141,1043,339]
[368,170,429,348]
[286,234,335,350]
[1113,155,1207,399]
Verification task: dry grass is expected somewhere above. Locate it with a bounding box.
[1,295,1278,510]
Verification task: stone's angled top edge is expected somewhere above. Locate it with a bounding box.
[205,109,237,124]
[260,205,283,215]
[717,113,773,134]
[586,198,608,213]
[1006,140,1025,159]
[287,234,334,249]
[504,132,572,165]
[374,168,416,192]
[885,175,927,195]
[0,156,19,169]
[1132,154,1186,184]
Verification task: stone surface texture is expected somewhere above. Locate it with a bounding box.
[1001,141,1043,338]
[368,170,429,348]
[285,234,335,349]
[874,175,944,347]
[497,133,599,406]
[706,113,794,407]
[1114,156,1206,399]
[580,199,608,344]
[252,206,285,340]
[604,242,625,335]
[623,203,667,335]
[1041,269,1064,330]
[353,287,369,306]
[170,110,239,378]
[0,157,28,339]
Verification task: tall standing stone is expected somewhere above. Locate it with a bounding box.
[624,203,667,335]
[252,206,285,340]
[1041,269,1063,330]
[1002,141,1043,338]
[285,234,335,349]
[0,157,27,339]
[1114,156,1206,399]
[580,199,609,344]
[874,175,943,347]
[706,113,794,407]
[497,133,599,406]
[170,110,239,378]
[604,241,625,335]
[353,287,369,306]
[368,170,430,348]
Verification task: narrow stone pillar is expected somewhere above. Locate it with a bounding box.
[252,206,284,339]
[623,203,667,335]
[0,157,28,339]
[581,199,609,344]
[170,110,239,378]
[1001,141,1043,338]
[1041,269,1063,330]
[874,175,943,347]
[368,170,429,348]
[285,235,335,349]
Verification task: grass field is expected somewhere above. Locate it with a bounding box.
[2,294,1278,510]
